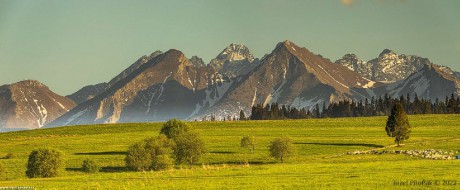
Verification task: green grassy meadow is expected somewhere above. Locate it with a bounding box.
[0,115,459,189]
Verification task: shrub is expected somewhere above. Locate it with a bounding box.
[173,132,206,167]
[145,134,175,157]
[125,141,151,172]
[125,135,174,171]
[82,159,100,173]
[269,137,295,163]
[240,135,255,154]
[26,148,64,178]
[160,119,191,139]
[151,155,174,171]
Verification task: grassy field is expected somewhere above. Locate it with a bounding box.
[0,115,459,189]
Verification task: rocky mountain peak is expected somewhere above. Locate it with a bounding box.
[275,40,296,50]
[379,49,396,56]
[334,54,372,79]
[13,80,45,88]
[338,49,433,82]
[216,43,254,62]
[209,43,258,78]
[189,56,206,68]
[1,80,76,130]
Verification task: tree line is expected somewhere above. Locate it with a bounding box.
[249,93,460,120]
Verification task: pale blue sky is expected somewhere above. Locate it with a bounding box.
[1,0,459,95]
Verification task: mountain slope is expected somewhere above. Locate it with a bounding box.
[47,49,217,127]
[197,41,377,119]
[66,82,108,104]
[209,44,259,78]
[336,50,431,82]
[0,80,76,130]
[334,54,373,80]
[379,64,460,100]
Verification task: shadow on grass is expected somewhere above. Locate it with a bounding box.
[74,151,126,156]
[206,161,275,165]
[100,166,129,172]
[209,151,236,154]
[295,142,384,148]
[66,166,128,173]
[66,167,84,172]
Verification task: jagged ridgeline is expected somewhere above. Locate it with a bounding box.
[1,41,459,130]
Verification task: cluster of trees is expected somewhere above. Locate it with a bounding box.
[250,94,460,120]
[125,119,206,171]
[20,119,207,179]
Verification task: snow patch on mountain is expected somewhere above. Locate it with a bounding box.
[291,97,323,110]
[251,88,258,107]
[189,80,234,118]
[263,81,287,106]
[362,81,375,88]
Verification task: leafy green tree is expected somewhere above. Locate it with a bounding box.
[26,148,64,178]
[151,155,174,171]
[269,137,295,163]
[82,159,100,173]
[240,135,255,154]
[160,119,191,139]
[125,141,151,171]
[173,132,206,167]
[145,134,175,157]
[386,103,411,146]
[125,135,174,171]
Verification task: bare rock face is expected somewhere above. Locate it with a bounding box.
[336,49,433,82]
[0,80,76,130]
[107,51,163,87]
[335,54,373,80]
[66,51,164,105]
[380,64,460,100]
[189,56,206,68]
[66,82,108,104]
[199,41,377,119]
[369,49,429,82]
[47,49,222,127]
[209,44,259,78]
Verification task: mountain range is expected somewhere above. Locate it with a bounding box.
[1,40,459,131]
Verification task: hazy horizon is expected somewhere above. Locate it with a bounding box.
[1,0,459,95]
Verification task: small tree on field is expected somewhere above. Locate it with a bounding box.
[125,135,174,171]
[386,103,411,146]
[160,119,191,139]
[26,148,64,178]
[173,132,206,167]
[269,137,295,163]
[82,159,100,173]
[125,141,151,171]
[240,135,255,154]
